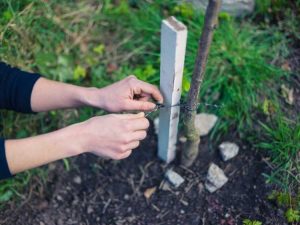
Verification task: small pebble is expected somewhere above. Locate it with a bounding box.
[194,113,218,136]
[73,175,82,184]
[87,205,94,214]
[219,142,239,161]
[198,182,204,194]
[165,169,185,188]
[124,194,130,200]
[56,195,63,201]
[205,163,228,193]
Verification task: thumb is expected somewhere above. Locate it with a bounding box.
[125,100,156,111]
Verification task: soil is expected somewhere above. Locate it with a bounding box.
[0,123,288,225]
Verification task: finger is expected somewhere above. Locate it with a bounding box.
[125,99,156,111]
[116,150,132,160]
[128,117,149,131]
[136,93,151,101]
[126,141,140,150]
[131,130,147,141]
[117,112,145,119]
[136,80,164,103]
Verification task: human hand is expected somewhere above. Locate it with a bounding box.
[86,75,163,112]
[78,112,149,160]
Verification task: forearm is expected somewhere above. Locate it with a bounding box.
[31,78,103,112]
[5,124,84,175]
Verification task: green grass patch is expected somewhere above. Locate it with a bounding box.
[257,116,300,192]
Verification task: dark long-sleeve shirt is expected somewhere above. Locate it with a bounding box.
[0,62,41,180]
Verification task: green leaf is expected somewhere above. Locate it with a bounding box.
[63,158,70,171]
[58,55,72,66]
[16,130,28,139]
[93,44,105,55]
[285,208,300,223]
[73,65,87,80]
[0,190,13,202]
[243,219,262,225]
[182,76,190,92]
[173,3,194,18]
[219,12,232,21]
[2,10,13,21]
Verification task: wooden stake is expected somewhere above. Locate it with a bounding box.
[158,16,187,163]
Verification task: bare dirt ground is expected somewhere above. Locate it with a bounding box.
[0,122,288,225]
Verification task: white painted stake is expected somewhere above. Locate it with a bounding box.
[158,16,187,163]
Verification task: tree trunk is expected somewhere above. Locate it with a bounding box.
[181,0,221,167]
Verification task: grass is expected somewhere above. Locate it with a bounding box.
[0,0,299,215]
[257,117,300,191]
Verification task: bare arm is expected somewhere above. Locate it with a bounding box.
[31,76,163,112]
[6,112,148,175]
[5,75,162,176]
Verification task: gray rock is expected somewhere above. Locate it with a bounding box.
[87,205,94,214]
[205,163,228,193]
[155,113,217,137]
[165,169,185,188]
[194,113,218,136]
[186,0,255,17]
[219,142,239,161]
[73,175,82,184]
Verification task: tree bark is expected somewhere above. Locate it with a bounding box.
[181,0,221,167]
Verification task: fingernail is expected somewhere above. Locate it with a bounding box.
[138,112,145,117]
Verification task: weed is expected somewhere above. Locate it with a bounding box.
[256,116,300,192]
[243,219,262,225]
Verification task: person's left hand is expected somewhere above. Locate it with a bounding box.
[87,75,163,112]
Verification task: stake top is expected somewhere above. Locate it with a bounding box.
[164,16,187,32]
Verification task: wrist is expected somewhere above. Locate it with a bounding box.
[60,122,88,157]
[79,87,107,109]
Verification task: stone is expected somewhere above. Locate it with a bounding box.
[56,195,63,201]
[194,113,218,136]
[281,84,294,105]
[154,117,159,135]
[155,113,217,137]
[124,194,130,200]
[73,175,82,184]
[219,142,239,161]
[198,182,204,194]
[165,169,185,188]
[205,163,228,193]
[87,205,94,214]
[186,0,255,17]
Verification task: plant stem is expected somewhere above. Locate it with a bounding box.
[181,0,221,167]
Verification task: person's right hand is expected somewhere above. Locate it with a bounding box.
[78,112,149,160]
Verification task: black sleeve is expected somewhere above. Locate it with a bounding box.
[0,62,41,113]
[0,138,12,180]
[0,62,41,180]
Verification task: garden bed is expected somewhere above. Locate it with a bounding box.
[0,124,288,225]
